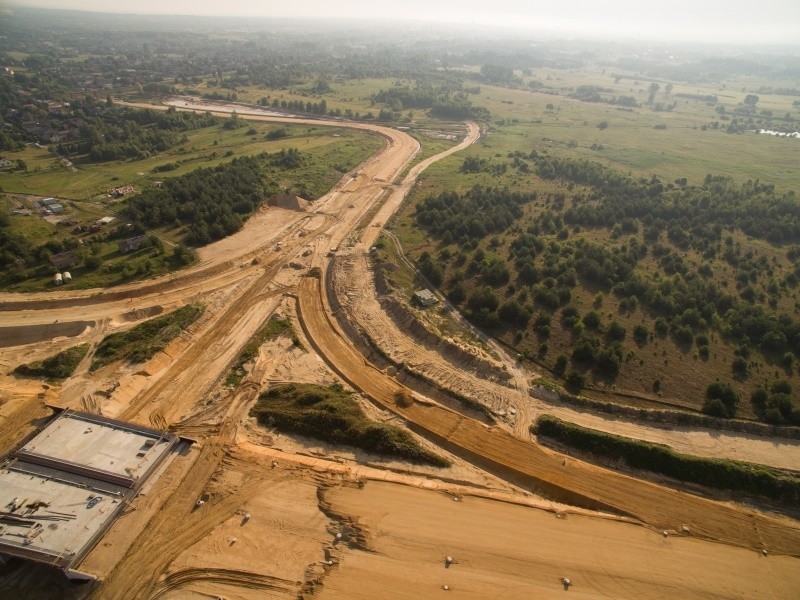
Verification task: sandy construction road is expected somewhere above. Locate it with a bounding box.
[332,251,800,471]
[1,100,799,599]
[297,274,800,555]
[319,480,800,600]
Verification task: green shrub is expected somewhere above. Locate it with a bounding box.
[566,371,585,392]
[703,381,739,418]
[14,344,90,380]
[533,415,800,504]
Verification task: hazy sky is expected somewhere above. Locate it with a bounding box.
[8,0,800,44]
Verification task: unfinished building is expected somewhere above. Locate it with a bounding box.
[0,409,179,577]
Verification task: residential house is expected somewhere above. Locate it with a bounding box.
[50,251,76,270]
[118,235,148,253]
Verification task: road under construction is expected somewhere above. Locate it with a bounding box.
[0,100,798,599]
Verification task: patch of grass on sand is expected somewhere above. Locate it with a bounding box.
[252,383,450,467]
[90,303,203,371]
[14,344,90,380]
[226,316,302,386]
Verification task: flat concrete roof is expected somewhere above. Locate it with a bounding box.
[0,469,121,567]
[22,412,172,481]
[0,410,178,570]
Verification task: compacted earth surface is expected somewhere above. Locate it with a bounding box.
[0,103,798,599]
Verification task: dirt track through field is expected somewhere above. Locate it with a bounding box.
[297,274,800,556]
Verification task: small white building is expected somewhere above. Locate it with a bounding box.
[54,273,63,286]
[62,271,72,282]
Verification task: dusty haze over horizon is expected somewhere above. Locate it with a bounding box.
[6,0,800,46]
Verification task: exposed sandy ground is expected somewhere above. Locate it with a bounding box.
[0,102,798,599]
[333,250,800,471]
[318,480,800,600]
[296,275,800,555]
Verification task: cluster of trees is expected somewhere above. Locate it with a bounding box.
[372,84,489,120]
[0,212,38,273]
[59,105,219,161]
[751,381,800,425]
[479,64,519,85]
[127,153,279,245]
[528,157,800,360]
[569,85,638,107]
[415,186,532,247]
[408,151,800,422]
[126,149,305,246]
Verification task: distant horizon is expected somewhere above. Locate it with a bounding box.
[5,0,800,46]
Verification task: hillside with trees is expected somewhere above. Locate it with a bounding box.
[407,154,800,425]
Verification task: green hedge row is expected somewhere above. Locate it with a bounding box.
[547,387,800,441]
[533,415,800,505]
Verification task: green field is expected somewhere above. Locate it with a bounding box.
[0,120,382,291]
[0,121,381,200]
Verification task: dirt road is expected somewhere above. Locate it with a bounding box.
[1,99,799,600]
[297,274,800,556]
[318,480,800,600]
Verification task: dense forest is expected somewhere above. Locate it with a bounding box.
[412,156,800,425]
[126,149,301,245]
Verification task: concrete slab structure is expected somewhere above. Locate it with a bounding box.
[0,410,178,571]
[22,412,174,481]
